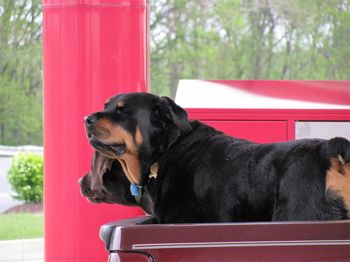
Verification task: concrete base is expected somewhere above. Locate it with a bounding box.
[0,238,44,262]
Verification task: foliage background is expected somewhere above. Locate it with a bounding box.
[0,0,42,145]
[150,0,350,96]
[7,153,43,203]
[0,0,349,145]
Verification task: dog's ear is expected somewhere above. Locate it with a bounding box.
[154,96,192,132]
[91,151,114,178]
[151,96,192,148]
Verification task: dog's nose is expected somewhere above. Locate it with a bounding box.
[84,115,96,125]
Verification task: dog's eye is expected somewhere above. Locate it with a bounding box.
[115,103,126,114]
[115,107,128,116]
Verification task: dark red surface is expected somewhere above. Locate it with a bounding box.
[202,120,287,143]
[109,218,350,262]
[148,245,350,262]
[112,220,350,250]
[110,252,152,262]
[190,108,350,141]
[42,1,148,261]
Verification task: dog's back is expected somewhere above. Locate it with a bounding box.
[150,121,350,223]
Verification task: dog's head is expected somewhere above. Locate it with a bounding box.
[84,92,192,186]
[79,151,136,205]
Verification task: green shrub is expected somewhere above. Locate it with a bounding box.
[7,153,43,203]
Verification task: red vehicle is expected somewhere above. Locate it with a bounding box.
[99,80,350,261]
[101,216,350,262]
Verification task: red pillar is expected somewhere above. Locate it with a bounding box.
[42,1,148,261]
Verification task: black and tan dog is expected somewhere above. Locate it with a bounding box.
[79,150,154,214]
[80,92,350,223]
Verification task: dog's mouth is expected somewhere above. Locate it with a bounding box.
[88,133,126,156]
[109,143,126,155]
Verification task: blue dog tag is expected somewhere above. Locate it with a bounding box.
[130,184,140,196]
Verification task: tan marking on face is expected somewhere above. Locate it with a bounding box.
[118,155,140,185]
[95,118,142,185]
[326,157,350,216]
[94,118,112,139]
[117,101,125,108]
[135,127,143,146]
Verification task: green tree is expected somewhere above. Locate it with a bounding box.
[0,0,42,145]
[7,153,44,203]
[150,0,350,97]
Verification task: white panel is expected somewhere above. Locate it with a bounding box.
[175,80,350,109]
[295,122,350,140]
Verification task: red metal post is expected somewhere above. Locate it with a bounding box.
[42,0,148,261]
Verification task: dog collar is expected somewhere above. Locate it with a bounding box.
[130,163,159,204]
[130,184,143,203]
[130,184,143,196]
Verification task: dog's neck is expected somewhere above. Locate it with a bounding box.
[130,122,195,198]
[130,162,159,204]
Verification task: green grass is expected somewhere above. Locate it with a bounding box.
[0,213,44,240]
